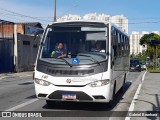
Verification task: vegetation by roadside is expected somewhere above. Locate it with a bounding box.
[147,67,160,73]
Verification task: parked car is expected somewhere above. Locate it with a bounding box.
[141,63,147,71]
[130,59,141,72]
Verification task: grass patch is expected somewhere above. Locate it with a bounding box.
[147,68,160,73]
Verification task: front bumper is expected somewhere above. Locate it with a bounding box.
[34,82,112,103]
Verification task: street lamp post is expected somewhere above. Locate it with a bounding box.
[54,0,56,22]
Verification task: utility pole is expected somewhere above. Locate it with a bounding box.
[54,0,56,22]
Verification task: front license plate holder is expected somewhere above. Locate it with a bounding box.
[62,94,76,100]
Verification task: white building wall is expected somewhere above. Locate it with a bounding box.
[97,14,110,21]
[57,14,81,21]
[131,32,140,55]
[111,15,128,33]
[130,31,153,55]
[83,13,97,20]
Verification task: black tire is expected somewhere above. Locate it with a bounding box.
[108,99,113,108]
[108,83,116,108]
[46,100,56,107]
[120,74,126,93]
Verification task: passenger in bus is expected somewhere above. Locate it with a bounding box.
[51,42,67,58]
[91,41,105,52]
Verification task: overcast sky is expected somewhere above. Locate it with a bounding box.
[0,0,160,34]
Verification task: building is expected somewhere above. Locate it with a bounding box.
[130,31,160,55]
[83,13,128,33]
[58,13,128,33]
[0,20,43,73]
[83,13,97,20]
[97,13,110,21]
[83,13,111,22]
[57,14,81,21]
[111,15,128,33]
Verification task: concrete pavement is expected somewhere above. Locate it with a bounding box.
[0,72,34,111]
[0,72,33,80]
[131,72,160,120]
[1,71,159,120]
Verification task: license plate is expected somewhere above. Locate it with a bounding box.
[131,67,135,69]
[62,94,76,100]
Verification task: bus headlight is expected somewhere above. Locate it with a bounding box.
[89,79,110,87]
[35,78,51,86]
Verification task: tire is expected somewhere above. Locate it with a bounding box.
[46,100,56,107]
[120,74,126,93]
[108,83,116,108]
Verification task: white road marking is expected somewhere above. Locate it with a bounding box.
[5,98,39,111]
[5,98,72,112]
[125,71,147,120]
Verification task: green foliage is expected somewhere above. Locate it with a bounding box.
[140,33,160,46]
[132,51,147,63]
[147,67,160,73]
[139,33,160,70]
[140,33,160,58]
[140,34,150,45]
[146,46,154,61]
[157,45,160,58]
[130,53,136,58]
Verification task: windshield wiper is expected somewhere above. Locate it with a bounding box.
[68,53,101,66]
[43,57,73,67]
[56,58,73,67]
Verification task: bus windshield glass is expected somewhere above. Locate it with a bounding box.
[40,24,108,65]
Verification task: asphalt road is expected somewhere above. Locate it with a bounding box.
[0,71,145,120]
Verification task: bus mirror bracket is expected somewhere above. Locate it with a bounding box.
[33,30,44,48]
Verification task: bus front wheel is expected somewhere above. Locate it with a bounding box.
[120,74,126,93]
[46,100,56,107]
[108,84,116,108]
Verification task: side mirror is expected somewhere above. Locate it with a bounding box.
[33,30,44,48]
[34,30,44,40]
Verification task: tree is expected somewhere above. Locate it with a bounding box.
[140,33,160,46]
[140,33,160,68]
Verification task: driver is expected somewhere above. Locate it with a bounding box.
[51,42,67,58]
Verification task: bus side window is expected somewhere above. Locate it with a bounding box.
[111,30,118,59]
[118,33,122,57]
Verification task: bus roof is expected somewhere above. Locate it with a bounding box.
[47,20,128,36]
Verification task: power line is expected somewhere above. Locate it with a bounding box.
[0,7,51,22]
[0,12,28,22]
[58,4,79,17]
[1,6,160,25]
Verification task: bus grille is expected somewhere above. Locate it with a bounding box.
[47,68,94,75]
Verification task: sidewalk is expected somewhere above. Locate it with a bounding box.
[132,72,160,120]
[0,71,33,79]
